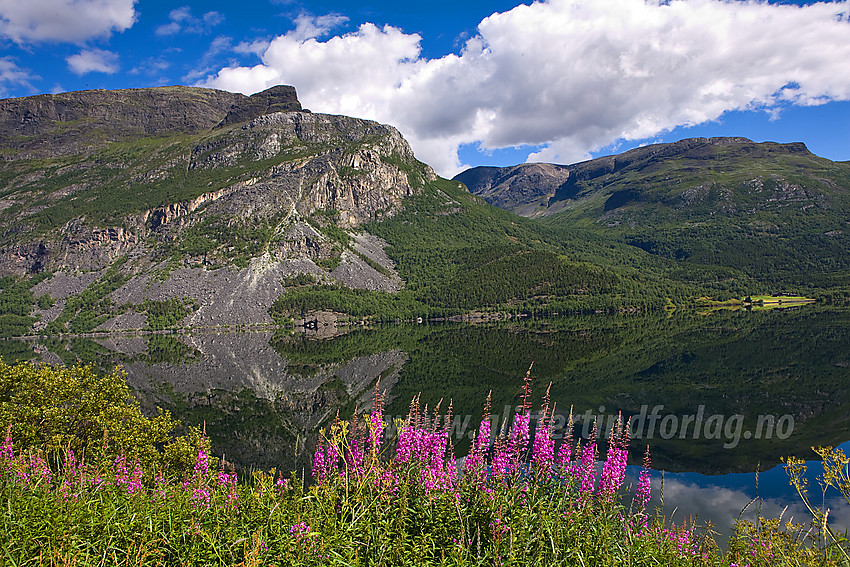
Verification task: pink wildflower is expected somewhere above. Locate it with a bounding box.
[1,426,12,463]
[633,446,652,511]
[367,384,385,457]
[194,448,209,478]
[531,384,555,479]
[578,436,597,496]
[598,416,630,500]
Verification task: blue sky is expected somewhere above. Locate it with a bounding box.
[1,0,849,176]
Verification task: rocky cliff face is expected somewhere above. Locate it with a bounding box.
[0,85,433,332]
[454,163,572,215]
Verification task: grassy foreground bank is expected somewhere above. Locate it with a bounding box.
[0,360,847,566]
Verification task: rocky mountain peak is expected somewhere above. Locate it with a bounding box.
[218,85,305,128]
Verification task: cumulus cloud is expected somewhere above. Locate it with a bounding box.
[156,6,224,36]
[234,38,272,57]
[202,0,850,176]
[66,48,120,75]
[0,57,37,97]
[0,0,136,44]
[653,473,850,538]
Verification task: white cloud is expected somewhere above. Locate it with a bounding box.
[0,57,37,97]
[288,12,348,41]
[202,1,850,177]
[156,6,224,36]
[66,48,119,75]
[0,0,136,44]
[234,38,271,57]
[652,473,850,539]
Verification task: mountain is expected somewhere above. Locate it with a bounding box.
[454,137,850,293]
[1,85,668,339]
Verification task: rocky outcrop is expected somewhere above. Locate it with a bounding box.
[0,84,436,334]
[218,85,303,128]
[183,111,422,228]
[454,163,571,214]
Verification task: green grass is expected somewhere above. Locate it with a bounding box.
[0,359,846,566]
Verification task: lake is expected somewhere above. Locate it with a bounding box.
[5,303,850,538]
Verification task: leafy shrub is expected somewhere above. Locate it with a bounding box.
[134,297,198,330]
[0,360,206,476]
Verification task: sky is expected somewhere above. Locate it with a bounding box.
[1,0,849,177]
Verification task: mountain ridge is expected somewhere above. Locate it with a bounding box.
[2,85,849,342]
[454,136,817,216]
[453,136,850,292]
[0,85,442,335]
[4,84,659,340]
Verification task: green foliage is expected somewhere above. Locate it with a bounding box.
[316,248,344,272]
[134,297,198,330]
[282,272,317,287]
[417,248,617,310]
[36,293,55,309]
[0,339,37,364]
[0,360,206,476]
[0,313,36,339]
[308,211,351,248]
[0,276,36,317]
[174,215,275,268]
[0,409,842,566]
[535,143,850,297]
[0,274,48,338]
[10,134,324,236]
[138,334,198,365]
[43,259,130,336]
[352,249,395,278]
[271,284,425,321]
[780,446,850,564]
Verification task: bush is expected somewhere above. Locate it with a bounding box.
[0,359,206,477]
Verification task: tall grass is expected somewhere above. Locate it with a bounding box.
[0,363,847,565]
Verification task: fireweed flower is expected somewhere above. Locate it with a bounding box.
[1,426,12,464]
[312,428,342,486]
[579,437,597,497]
[195,448,210,477]
[531,385,555,479]
[113,455,143,494]
[394,401,458,494]
[633,446,652,511]
[313,440,328,484]
[508,411,531,476]
[598,416,630,500]
[367,386,385,458]
[151,474,168,502]
[555,407,574,471]
[342,433,366,478]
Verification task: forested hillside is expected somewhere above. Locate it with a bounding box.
[455,137,850,300]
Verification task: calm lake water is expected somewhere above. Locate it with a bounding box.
[6,303,850,537]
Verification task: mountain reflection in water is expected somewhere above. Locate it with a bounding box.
[7,304,849,535]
